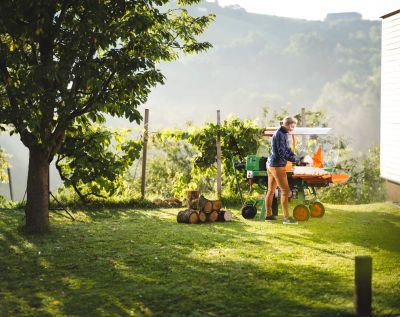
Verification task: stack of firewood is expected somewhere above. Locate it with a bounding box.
[152,198,181,207]
[177,192,232,224]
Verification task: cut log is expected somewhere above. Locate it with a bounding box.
[207,210,218,222]
[198,195,209,211]
[177,209,199,224]
[217,210,232,222]
[189,198,199,210]
[189,195,211,212]
[165,198,181,207]
[198,211,207,223]
[177,210,185,223]
[190,195,221,213]
[177,210,184,221]
[187,190,200,208]
[203,200,213,213]
[212,200,222,211]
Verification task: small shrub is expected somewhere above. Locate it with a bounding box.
[320,146,385,204]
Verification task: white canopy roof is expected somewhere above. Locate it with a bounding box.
[262,127,332,136]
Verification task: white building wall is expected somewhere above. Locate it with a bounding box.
[381,10,400,184]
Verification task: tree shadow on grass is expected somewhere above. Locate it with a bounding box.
[305,207,400,254]
[67,206,184,222]
[0,208,375,317]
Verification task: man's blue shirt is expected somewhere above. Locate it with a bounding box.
[267,126,297,167]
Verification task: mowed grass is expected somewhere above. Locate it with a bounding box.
[0,202,399,317]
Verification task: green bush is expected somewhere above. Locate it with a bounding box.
[0,146,10,184]
[0,147,11,205]
[320,146,385,204]
[51,109,384,206]
[139,115,261,199]
[144,138,197,198]
[56,124,142,201]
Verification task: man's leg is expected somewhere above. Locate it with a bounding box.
[265,167,278,217]
[273,167,291,219]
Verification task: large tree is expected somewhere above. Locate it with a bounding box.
[0,0,214,233]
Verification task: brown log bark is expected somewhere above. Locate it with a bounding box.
[189,195,220,213]
[187,190,200,208]
[164,198,181,207]
[177,210,185,223]
[217,210,232,222]
[189,198,199,210]
[207,210,218,222]
[24,147,50,233]
[189,195,211,212]
[177,210,199,224]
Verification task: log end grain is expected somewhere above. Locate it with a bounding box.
[217,210,232,222]
[207,210,219,222]
[198,211,207,223]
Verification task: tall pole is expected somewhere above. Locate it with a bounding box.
[216,110,222,199]
[141,109,149,199]
[7,168,14,201]
[301,107,307,149]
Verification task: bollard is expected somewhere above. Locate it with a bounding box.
[354,256,372,316]
[7,168,14,201]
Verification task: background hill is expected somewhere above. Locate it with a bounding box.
[0,1,382,199]
[147,1,381,149]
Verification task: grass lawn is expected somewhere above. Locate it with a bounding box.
[0,202,399,317]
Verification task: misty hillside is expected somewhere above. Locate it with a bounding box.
[0,1,382,200]
[148,1,381,149]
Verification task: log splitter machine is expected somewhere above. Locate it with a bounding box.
[233,127,349,222]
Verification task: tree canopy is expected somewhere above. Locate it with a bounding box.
[0,0,214,155]
[0,146,10,184]
[56,124,142,201]
[0,0,214,232]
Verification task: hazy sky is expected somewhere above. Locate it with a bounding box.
[215,0,399,20]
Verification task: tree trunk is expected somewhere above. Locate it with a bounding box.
[24,147,50,233]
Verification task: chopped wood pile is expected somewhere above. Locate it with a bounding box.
[176,208,233,224]
[153,198,181,207]
[177,191,232,224]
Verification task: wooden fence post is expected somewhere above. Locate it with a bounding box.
[7,167,14,201]
[301,107,307,147]
[354,255,372,316]
[141,109,149,200]
[216,110,222,199]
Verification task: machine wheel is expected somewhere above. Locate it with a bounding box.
[242,204,257,219]
[309,202,325,218]
[293,204,310,222]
